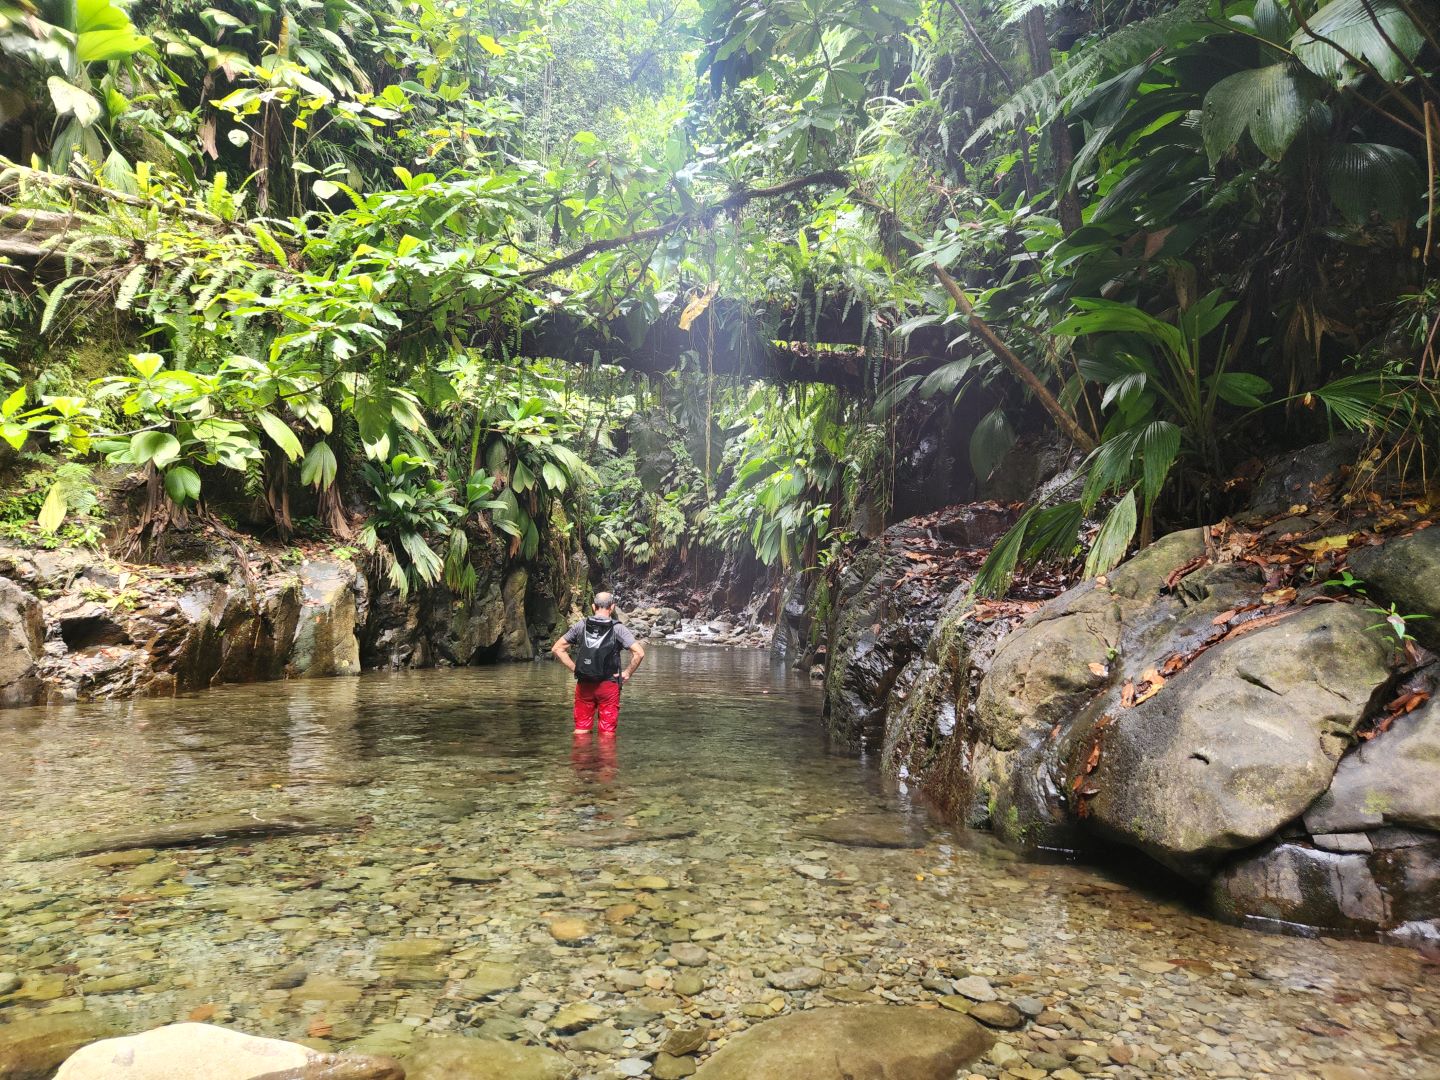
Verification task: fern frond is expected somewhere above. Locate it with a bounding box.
[115,264,148,312]
[39,276,87,337]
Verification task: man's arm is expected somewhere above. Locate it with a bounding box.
[621,640,645,683]
[552,636,577,673]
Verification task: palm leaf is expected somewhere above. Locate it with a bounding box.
[1292,0,1426,83]
[1324,142,1422,222]
[1083,487,1138,578]
[1201,62,1308,163]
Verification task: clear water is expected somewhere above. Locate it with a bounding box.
[1,646,1436,1077]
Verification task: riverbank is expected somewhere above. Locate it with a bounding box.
[2,651,1437,1079]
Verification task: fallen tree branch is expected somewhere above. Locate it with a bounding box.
[932,262,1097,451]
[520,169,850,282]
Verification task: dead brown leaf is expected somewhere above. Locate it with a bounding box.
[1120,680,1136,708]
[1087,662,1108,677]
[188,1004,217,1023]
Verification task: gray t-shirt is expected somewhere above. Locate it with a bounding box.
[563,617,637,649]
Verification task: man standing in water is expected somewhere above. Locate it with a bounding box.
[552,591,645,735]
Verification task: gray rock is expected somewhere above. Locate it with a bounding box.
[952,976,997,1002]
[669,943,707,967]
[766,967,823,991]
[1306,696,1440,834]
[1211,830,1440,933]
[691,1005,990,1080]
[286,561,361,678]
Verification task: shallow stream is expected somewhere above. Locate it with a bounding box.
[2,646,1436,1077]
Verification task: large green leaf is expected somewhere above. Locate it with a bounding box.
[300,441,338,489]
[130,430,181,467]
[257,410,302,462]
[1293,0,1426,83]
[1201,63,1307,163]
[164,465,202,504]
[76,27,151,62]
[969,407,1015,482]
[37,483,67,534]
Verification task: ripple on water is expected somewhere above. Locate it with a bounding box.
[1,645,1436,1077]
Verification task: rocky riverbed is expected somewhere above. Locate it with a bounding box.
[2,648,1437,1079]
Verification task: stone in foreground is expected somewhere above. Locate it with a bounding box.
[692,1004,990,1079]
[53,1023,400,1080]
[402,1034,572,1079]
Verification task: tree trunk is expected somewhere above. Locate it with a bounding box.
[1024,8,1083,235]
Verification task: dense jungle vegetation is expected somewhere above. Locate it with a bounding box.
[0,0,1435,601]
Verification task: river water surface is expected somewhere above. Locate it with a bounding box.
[2,646,1436,1078]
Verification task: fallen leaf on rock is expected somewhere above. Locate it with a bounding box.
[1120,681,1136,708]
[1132,667,1165,705]
[1261,587,1297,604]
[188,1004,216,1022]
[1087,662,1107,677]
[1300,534,1353,553]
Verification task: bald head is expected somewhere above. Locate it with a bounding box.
[593,591,615,613]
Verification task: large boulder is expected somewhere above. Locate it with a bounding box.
[1348,527,1440,649]
[1305,696,1440,834]
[1075,603,1391,878]
[0,576,44,706]
[691,1005,989,1080]
[54,1024,400,1080]
[287,561,361,677]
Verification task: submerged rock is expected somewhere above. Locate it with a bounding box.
[691,1005,989,1080]
[0,1013,116,1080]
[53,1023,401,1080]
[402,1034,571,1080]
[19,810,352,861]
[798,814,927,849]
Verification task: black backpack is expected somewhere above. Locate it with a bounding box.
[574,616,622,681]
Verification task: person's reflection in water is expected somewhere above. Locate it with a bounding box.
[570,729,618,783]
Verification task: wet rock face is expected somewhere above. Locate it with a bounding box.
[824,503,1013,745]
[691,1005,990,1080]
[0,576,44,706]
[0,532,576,708]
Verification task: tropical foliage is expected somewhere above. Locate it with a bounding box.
[0,0,1436,602]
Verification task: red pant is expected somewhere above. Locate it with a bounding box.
[573,678,621,733]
